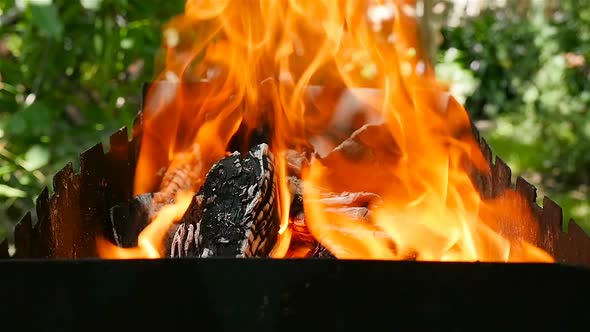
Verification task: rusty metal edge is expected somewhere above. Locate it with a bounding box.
[5,91,145,259]
[5,85,588,263]
[473,126,590,265]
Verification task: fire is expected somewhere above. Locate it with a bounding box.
[99,0,553,262]
[98,191,193,259]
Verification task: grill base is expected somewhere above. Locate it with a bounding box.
[1,259,588,331]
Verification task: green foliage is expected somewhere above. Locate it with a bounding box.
[0,0,184,238]
[438,9,541,118]
[437,1,590,225]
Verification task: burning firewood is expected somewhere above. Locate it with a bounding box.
[170,143,279,258]
[108,192,188,256]
[151,129,296,218]
[319,191,383,208]
[310,242,336,259]
[286,172,381,258]
[321,123,400,164]
[151,144,204,216]
[109,193,154,247]
[318,123,401,194]
[169,194,203,257]
[284,150,309,177]
[164,125,383,259]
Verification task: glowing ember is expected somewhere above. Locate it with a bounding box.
[99,0,553,262]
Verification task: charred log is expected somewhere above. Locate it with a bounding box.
[311,242,336,259]
[287,174,378,259]
[170,194,203,257]
[109,193,154,247]
[152,146,204,215]
[171,143,279,258]
[319,124,401,194]
[325,206,370,220]
[284,150,310,178]
[109,192,183,254]
[287,171,380,257]
[319,191,382,209]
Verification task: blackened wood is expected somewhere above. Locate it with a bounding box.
[194,144,279,258]
[13,212,33,258]
[0,239,8,258]
[170,194,203,257]
[171,144,279,258]
[109,193,154,247]
[311,242,336,259]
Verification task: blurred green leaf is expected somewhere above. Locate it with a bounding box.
[0,185,27,198]
[6,113,26,135]
[80,0,103,11]
[5,103,52,137]
[0,0,185,235]
[30,4,63,41]
[22,145,49,171]
[5,34,23,57]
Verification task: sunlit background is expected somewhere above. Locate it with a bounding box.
[0,0,588,240]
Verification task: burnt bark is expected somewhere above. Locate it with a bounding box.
[171,143,279,258]
[109,193,154,247]
[152,146,204,215]
[170,194,203,257]
[109,192,198,256]
[319,124,401,194]
[311,242,336,259]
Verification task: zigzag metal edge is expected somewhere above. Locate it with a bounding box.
[473,127,590,265]
[4,85,589,264]
[6,113,144,259]
[5,83,150,259]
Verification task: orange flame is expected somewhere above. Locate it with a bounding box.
[99,0,553,262]
[97,191,193,259]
